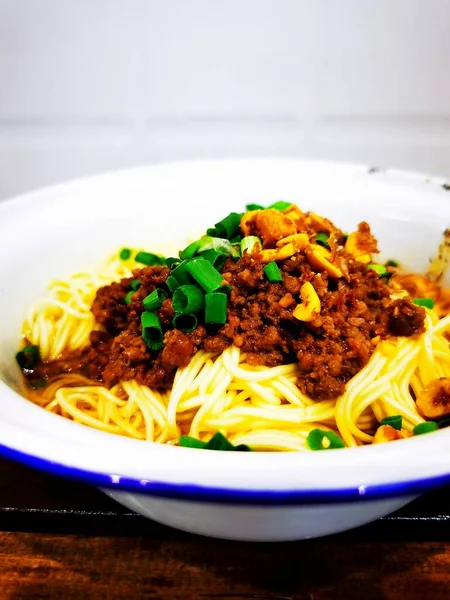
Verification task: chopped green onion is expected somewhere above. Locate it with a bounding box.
[119,248,132,261]
[143,288,167,311]
[205,292,228,324]
[172,313,198,333]
[179,240,202,260]
[211,212,243,240]
[172,285,205,314]
[240,236,262,256]
[413,421,438,435]
[385,259,399,268]
[124,290,135,305]
[245,203,264,211]
[200,249,227,270]
[16,345,41,370]
[141,312,164,351]
[269,201,292,211]
[166,275,180,293]
[263,261,283,283]
[314,233,330,249]
[342,233,349,243]
[179,436,208,449]
[229,235,242,244]
[166,257,181,269]
[193,236,240,259]
[179,432,251,451]
[129,279,141,291]
[413,297,435,309]
[380,415,402,430]
[171,258,196,285]
[135,251,165,266]
[306,429,345,451]
[366,264,387,276]
[186,258,231,294]
[206,227,218,236]
[438,418,450,429]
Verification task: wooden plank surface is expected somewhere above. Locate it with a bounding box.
[0,533,449,599]
[0,457,449,599]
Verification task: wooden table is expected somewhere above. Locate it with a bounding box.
[0,458,449,599]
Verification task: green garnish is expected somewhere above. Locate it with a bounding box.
[314,233,330,249]
[263,261,283,283]
[205,292,228,324]
[366,264,388,276]
[166,257,181,269]
[135,251,165,266]
[413,422,438,435]
[245,203,264,211]
[179,432,251,451]
[268,201,292,211]
[142,288,167,312]
[191,236,240,260]
[209,212,244,240]
[200,249,228,271]
[172,285,205,314]
[380,415,402,430]
[16,345,41,370]
[172,313,198,333]
[119,248,132,261]
[171,258,196,285]
[413,298,435,309]
[141,312,164,351]
[385,259,399,268]
[124,290,135,305]
[166,275,180,293]
[240,236,262,256]
[179,240,203,260]
[186,258,231,294]
[306,429,345,451]
[129,279,141,291]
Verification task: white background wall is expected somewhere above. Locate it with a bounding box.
[1,0,450,200]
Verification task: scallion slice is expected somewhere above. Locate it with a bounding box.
[380,415,402,430]
[205,292,228,324]
[172,313,198,333]
[135,251,165,266]
[186,258,231,294]
[240,236,262,256]
[314,232,330,249]
[119,248,132,261]
[245,203,264,211]
[172,285,205,314]
[200,249,227,270]
[210,212,243,240]
[269,201,292,211]
[179,240,202,260]
[413,297,435,309]
[16,345,41,370]
[166,275,180,293]
[129,279,141,291]
[385,259,399,268]
[124,290,135,305]
[413,421,438,435]
[171,258,196,285]
[306,429,345,451]
[366,264,387,276]
[179,432,251,451]
[143,288,167,311]
[263,261,283,283]
[141,312,164,350]
[166,257,181,269]
[193,236,240,259]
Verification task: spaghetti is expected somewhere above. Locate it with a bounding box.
[17,203,450,451]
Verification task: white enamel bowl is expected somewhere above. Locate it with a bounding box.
[0,159,450,541]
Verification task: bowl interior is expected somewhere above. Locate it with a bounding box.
[0,159,449,491]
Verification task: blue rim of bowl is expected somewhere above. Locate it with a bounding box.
[0,440,449,505]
